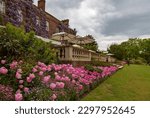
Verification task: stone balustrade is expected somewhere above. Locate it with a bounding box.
[56,45,103,62]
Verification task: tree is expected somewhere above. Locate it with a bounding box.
[82,35,98,52]
[108,38,141,61]
[140,39,150,65]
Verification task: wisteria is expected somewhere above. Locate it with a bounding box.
[4,0,48,38]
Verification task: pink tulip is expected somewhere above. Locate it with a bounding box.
[50,83,56,90]
[15,93,23,101]
[0,67,8,74]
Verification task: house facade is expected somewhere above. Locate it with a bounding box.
[0,0,76,38]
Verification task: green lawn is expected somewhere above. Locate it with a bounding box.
[82,65,150,101]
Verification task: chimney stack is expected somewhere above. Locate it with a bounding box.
[38,0,46,11]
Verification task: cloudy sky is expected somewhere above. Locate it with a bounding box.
[34,0,150,50]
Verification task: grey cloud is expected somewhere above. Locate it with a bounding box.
[102,12,150,37]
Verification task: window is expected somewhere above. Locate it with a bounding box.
[36,16,40,26]
[18,9,23,22]
[0,0,5,14]
[46,21,49,31]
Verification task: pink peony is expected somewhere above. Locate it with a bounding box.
[78,85,83,90]
[72,80,76,84]
[32,68,38,73]
[26,77,32,83]
[15,93,23,101]
[19,80,24,84]
[56,82,65,89]
[1,60,6,64]
[51,94,57,100]
[41,67,47,72]
[0,67,8,74]
[19,60,23,64]
[17,69,22,73]
[19,85,24,89]
[43,75,50,83]
[50,83,56,90]
[38,71,43,76]
[29,73,35,79]
[10,61,18,69]
[24,87,29,93]
[15,72,22,79]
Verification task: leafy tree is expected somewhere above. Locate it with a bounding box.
[108,38,141,61]
[82,35,98,52]
[140,39,150,65]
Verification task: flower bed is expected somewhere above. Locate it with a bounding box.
[0,59,119,101]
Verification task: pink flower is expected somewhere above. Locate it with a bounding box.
[10,61,18,69]
[32,68,38,73]
[17,69,22,73]
[50,83,56,90]
[15,72,22,79]
[19,85,24,89]
[24,87,29,93]
[56,82,65,89]
[51,94,57,100]
[29,73,35,79]
[41,67,47,72]
[1,60,6,64]
[43,75,50,83]
[55,75,61,80]
[39,71,43,76]
[0,67,8,74]
[47,66,52,71]
[15,93,23,101]
[72,80,76,84]
[19,60,23,64]
[26,77,32,83]
[19,80,24,84]
[78,85,83,90]
[16,89,21,94]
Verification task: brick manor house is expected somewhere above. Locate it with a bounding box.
[0,0,116,65]
[0,0,76,38]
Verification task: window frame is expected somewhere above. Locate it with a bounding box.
[0,0,5,14]
[46,21,50,31]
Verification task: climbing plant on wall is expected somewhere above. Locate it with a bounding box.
[5,0,48,38]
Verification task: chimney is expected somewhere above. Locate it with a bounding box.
[38,0,46,11]
[62,19,69,27]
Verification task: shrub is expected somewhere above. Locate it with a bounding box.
[0,23,56,64]
[91,61,113,67]
[84,64,102,73]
